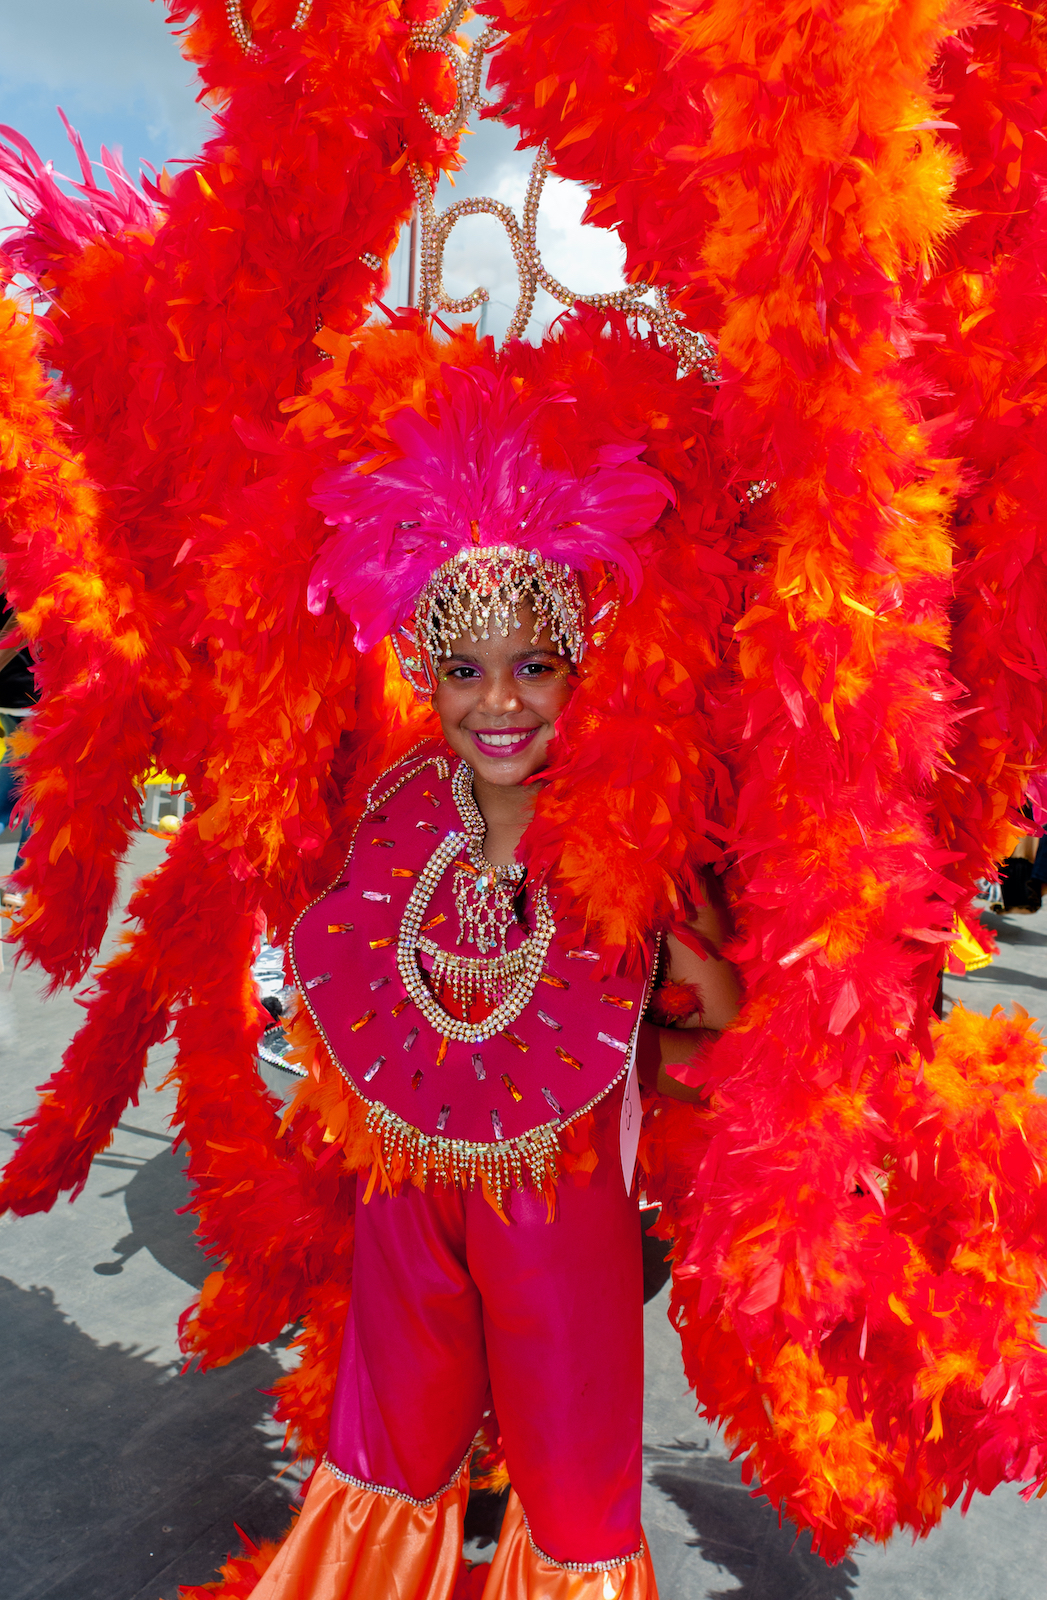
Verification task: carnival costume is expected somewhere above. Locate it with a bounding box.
[251,382,675,1590]
[4,1,1047,1596]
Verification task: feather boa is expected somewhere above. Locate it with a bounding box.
[918,7,1047,897]
[177,1527,283,1599]
[623,0,1047,1560]
[0,0,457,1210]
[483,0,718,330]
[0,290,145,985]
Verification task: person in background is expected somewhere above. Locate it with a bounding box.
[998,804,1043,915]
[0,589,36,910]
[1031,830,1047,898]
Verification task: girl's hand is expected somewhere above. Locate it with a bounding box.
[640,882,742,1102]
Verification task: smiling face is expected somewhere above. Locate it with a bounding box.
[431,605,576,790]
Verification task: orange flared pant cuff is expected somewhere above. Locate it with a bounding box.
[248,1459,470,1600]
[481,1494,659,1600]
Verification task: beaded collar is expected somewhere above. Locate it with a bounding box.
[396,761,555,1048]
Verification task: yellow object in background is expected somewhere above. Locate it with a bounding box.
[136,767,190,828]
[949,916,994,973]
[139,766,186,788]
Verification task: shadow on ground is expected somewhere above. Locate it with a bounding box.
[93,1127,209,1290]
[646,1442,859,1600]
[983,915,1047,948]
[2,1269,296,1599]
[964,963,1047,994]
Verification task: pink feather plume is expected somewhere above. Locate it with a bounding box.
[307,363,673,651]
[0,114,155,285]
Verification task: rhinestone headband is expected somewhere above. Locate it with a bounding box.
[391,545,586,698]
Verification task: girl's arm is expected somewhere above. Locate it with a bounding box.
[638,890,741,1103]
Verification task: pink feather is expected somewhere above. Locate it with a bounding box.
[307,364,673,650]
[0,115,155,285]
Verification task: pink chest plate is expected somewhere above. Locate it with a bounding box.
[290,749,651,1149]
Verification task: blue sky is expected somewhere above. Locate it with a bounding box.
[1,1,626,342]
[1,2,210,195]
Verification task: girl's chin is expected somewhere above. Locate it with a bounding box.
[470,754,547,783]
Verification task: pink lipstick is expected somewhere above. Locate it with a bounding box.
[469,727,540,760]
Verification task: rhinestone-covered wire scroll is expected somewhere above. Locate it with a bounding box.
[226,0,313,56]
[408,2,717,374]
[225,2,768,491]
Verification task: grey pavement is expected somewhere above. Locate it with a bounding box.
[2,831,1046,1598]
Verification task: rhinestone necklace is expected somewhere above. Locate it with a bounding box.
[395,765,555,1046]
[449,760,527,959]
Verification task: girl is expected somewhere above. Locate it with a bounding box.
[249,368,740,1599]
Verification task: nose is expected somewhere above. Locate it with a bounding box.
[476,667,524,718]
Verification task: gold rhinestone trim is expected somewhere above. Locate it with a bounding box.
[321,1446,471,1507]
[395,761,555,1042]
[523,1511,647,1572]
[339,1050,638,1208]
[363,1099,563,1201]
[367,747,451,817]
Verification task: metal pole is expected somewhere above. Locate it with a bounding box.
[407,209,419,309]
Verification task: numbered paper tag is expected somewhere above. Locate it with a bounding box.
[619,1044,642,1194]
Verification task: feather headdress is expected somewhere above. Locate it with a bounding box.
[307,362,673,654]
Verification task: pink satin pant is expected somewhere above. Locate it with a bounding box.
[327,1099,644,1565]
